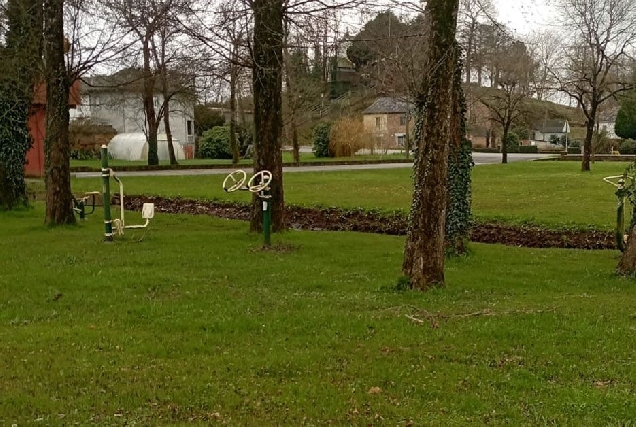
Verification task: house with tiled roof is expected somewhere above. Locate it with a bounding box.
[599,107,619,139]
[362,97,414,149]
[533,119,570,143]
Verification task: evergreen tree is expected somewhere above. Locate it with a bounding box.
[0,0,42,210]
[615,95,636,140]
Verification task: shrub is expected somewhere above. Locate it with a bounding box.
[237,124,254,158]
[619,139,636,155]
[567,147,581,154]
[199,126,232,159]
[505,132,520,153]
[70,148,100,160]
[329,117,367,157]
[519,145,539,153]
[194,105,225,136]
[512,126,530,140]
[312,122,332,158]
[592,128,612,154]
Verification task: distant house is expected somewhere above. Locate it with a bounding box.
[362,97,415,149]
[71,69,196,150]
[533,119,570,143]
[598,108,619,139]
[329,56,359,98]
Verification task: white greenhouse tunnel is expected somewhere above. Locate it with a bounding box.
[107,133,186,161]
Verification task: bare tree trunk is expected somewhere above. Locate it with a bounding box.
[250,0,285,232]
[403,0,459,289]
[159,30,177,166]
[283,42,300,166]
[501,123,509,164]
[582,111,595,172]
[477,59,482,86]
[230,40,240,165]
[143,36,159,166]
[465,20,474,84]
[405,100,411,160]
[163,100,177,165]
[43,0,75,225]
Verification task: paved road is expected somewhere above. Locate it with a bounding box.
[74,153,557,179]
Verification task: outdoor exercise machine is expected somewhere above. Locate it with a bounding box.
[604,174,633,252]
[100,145,155,241]
[223,169,273,246]
[72,191,100,220]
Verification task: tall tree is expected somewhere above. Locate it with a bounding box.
[458,0,495,84]
[615,91,636,140]
[40,0,131,224]
[104,0,192,166]
[0,0,42,210]
[526,30,561,101]
[249,0,285,232]
[43,0,75,224]
[478,40,533,163]
[403,0,460,289]
[554,0,636,171]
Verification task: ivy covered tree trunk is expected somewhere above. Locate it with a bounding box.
[446,45,473,255]
[617,163,636,275]
[43,0,75,225]
[403,0,459,289]
[250,0,285,233]
[0,0,41,210]
[617,224,636,275]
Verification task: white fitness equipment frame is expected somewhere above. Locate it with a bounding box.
[223,170,248,192]
[223,169,272,194]
[603,175,630,188]
[223,169,274,246]
[110,170,155,236]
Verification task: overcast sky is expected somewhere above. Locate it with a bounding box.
[493,0,558,36]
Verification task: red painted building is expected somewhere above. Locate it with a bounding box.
[25,82,81,177]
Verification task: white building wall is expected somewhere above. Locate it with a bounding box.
[599,121,618,139]
[71,92,195,145]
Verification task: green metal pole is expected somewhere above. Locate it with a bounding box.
[101,145,113,242]
[262,189,271,247]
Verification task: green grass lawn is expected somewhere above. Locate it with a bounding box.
[70,151,410,169]
[69,161,632,230]
[2,205,636,425]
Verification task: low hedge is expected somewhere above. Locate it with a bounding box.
[519,146,539,153]
[473,146,539,154]
[472,148,499,153]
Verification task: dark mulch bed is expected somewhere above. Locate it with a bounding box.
[124,195,617,250]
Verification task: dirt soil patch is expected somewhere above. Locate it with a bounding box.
[124,195,617,250]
